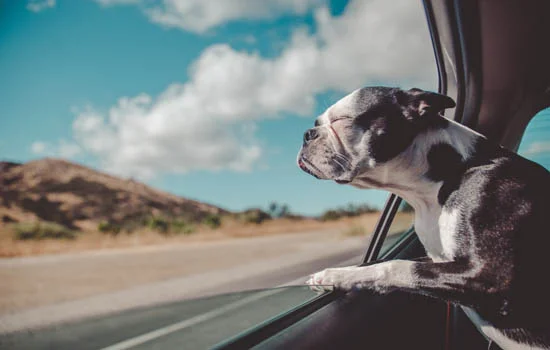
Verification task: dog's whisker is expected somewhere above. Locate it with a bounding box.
[333,153,351,167]
[332,153,349,164]
[331,157,347,171]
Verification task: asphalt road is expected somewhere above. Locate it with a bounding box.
[0,237,367,350]
[0,286,330,350]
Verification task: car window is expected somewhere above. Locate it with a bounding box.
[517,108,550,170]
[1,1,435,348]
[376,200,415,259]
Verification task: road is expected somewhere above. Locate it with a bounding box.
[0,229,372,349]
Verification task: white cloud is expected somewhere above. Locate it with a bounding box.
[30,140,81,158]
[70,97,262,179]
[94,0,324,33]
[57,140,82,158]
[31,141,48,154]
[26,0,56,12]
[95,0,140,6]
[66,0,436,179]
[523,142,550,156]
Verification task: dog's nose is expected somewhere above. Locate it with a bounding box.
[303,128,319,144]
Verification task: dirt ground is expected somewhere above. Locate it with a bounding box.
[0,229,361,314]
[0,213,391,257]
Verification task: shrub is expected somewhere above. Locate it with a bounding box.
[98,221,110,232]
[268,202,278,217]
[146,217,170,233]
[98,221,121,235]
[203,214,221,229]
[267,202,291,218]
[13,222,77,240]
[281,213,304,220]
[240,209,271,224]
[171,219,195,235]
[320,210,342,221]
[320,203,378,221]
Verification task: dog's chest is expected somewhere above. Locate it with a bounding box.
[415,207,460,262]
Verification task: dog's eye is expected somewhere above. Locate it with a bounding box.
[314,120,320,127]
[330,116,349,124]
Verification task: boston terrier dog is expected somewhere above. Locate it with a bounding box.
[297,87,550,349]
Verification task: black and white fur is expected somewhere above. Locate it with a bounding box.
[297,87,550,349]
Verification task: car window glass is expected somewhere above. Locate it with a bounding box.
[376,200,415,259]
[1,1,435,348]
[517,108,550,170]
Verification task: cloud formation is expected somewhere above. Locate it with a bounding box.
[26,0,56,12]
[59,0,435,178]
[31,141,48,154]
[31,140,81,158]
[522,141,550,156]
[95,0,324,33]
[70,99,261,178]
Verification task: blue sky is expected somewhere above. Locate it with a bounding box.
[1,0,548,216]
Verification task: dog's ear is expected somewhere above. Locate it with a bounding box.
[400,88,456,117]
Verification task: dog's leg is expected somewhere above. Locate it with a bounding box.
[307,259,497,307]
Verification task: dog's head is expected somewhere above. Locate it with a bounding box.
[297,86,455,186]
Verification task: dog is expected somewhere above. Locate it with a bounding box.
[297,86,550,349]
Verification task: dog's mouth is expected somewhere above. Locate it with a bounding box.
[299,157,352,184]
[298,157,323,179]
[335,179,350,184]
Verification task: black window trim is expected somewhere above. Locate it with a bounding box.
[361,194,403,264]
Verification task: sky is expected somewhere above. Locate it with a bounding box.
[1,0,548,216]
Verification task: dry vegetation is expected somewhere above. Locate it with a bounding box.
[0,158,416,258]
[0,213,389,257]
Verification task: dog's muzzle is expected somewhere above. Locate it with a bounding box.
[297,156,322,179]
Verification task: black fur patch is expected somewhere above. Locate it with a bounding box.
[415,258,471,280]
[424,143,465,205]
[437,139,550,331]
[352,87,452,165]
[365,115,417,163]
[426,143,465,182]
[352,90,416,164]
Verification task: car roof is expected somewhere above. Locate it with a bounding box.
[425,0,550,151]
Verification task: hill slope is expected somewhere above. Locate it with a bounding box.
[0,158,227,230]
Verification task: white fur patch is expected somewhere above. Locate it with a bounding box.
[413,206,446,262]
[423,118,481,160]
[307,260,416,293]
[462,307,545,350]
[439,209,460,260]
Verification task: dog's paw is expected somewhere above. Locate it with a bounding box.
[305,265,394,293]
[306,267,355,292]
[305,270,332,293]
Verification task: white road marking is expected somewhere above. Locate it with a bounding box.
[100,289,283,350]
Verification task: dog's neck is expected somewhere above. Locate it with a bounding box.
[352,116,485,212]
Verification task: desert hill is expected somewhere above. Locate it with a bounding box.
[0,158,228,230]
